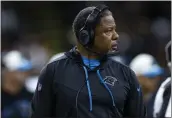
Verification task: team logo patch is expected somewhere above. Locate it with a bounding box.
[104,76,118,86]
[37,83,42,91]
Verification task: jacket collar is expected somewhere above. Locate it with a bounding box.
[65,46,109,71]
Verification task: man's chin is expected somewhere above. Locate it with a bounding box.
[108,49,119,55]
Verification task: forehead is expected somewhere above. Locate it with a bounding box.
[99,15,116,28]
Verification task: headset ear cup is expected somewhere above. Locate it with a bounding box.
[79,30,90,46]
[90,29,94,44]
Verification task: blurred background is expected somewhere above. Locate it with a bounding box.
[1,1,171,118]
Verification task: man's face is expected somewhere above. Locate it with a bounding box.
[4,70,30,84]
[138,75,160,94]
[93,12,119,54]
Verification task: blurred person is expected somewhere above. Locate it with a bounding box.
[129,53,165,117]
[129,53,164,102]
[2,50,33,118]
[31,4,146,118]
[153,41,171,118]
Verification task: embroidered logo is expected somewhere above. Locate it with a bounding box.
[137,87,140,92]
[104,76,118,86]
[37,83,42,91]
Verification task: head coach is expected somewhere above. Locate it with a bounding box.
[31,4,146,118]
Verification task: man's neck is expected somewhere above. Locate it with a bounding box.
[76,47,100,59]
[76,43,102,59]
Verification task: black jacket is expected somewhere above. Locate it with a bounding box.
[31,47,146,118]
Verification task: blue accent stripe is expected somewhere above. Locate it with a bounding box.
[81,56,100,70]
[83,66,93,111]
[97,70,115,107]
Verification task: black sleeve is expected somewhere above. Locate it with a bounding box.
[31,64,55,118]
[124,69,147,117]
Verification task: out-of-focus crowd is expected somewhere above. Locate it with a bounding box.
[1,1,171,118]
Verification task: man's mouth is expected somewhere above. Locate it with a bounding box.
[112,45,118,50]
[111,42,118,51]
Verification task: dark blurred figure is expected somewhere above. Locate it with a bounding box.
[2,50,33,118]
[153,41,171,118]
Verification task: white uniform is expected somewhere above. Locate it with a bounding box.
[153,77,171,117]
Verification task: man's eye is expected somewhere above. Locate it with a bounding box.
[105,30,112,35]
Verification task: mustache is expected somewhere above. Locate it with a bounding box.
[112,40,119,44]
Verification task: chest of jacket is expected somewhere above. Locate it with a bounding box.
[52,61,130,117]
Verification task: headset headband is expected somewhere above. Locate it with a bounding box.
[78,5,109,47]
[81,5,109,32]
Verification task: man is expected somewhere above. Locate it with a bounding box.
[31,4,146,118]
[2,50,33,118]
[153,41,171,118]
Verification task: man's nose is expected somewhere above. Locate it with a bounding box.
[112,31,119,40]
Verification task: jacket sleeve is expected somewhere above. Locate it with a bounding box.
[31,64,55,118]
[124,69,147,117]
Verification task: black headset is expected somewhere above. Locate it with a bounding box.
[78,5,109,48]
